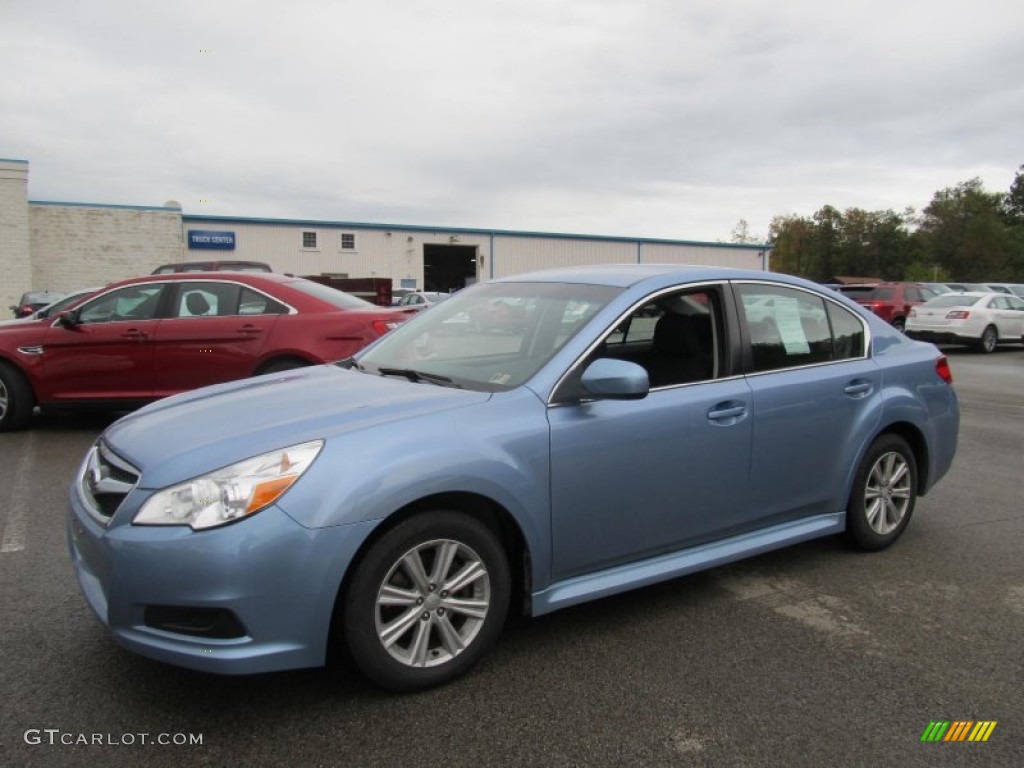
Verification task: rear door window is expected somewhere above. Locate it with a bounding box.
[736,284,865,372]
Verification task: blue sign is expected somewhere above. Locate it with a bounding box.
[188,230,236,250]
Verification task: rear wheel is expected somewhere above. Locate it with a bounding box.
[0,362,35,431]
[343,511,510,691]
[978,325,998,353]
[891,317,906,333]
[845,434,917,551]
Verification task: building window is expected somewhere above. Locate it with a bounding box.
[340,232,356,251]
[302,231,317,249]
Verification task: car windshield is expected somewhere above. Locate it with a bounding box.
[37,290,95,318]
[287,278,377,309]
[356,281,619,391]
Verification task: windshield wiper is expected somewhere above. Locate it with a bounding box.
[377,367,458,387]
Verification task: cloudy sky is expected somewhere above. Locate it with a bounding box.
[2,0,1022,242]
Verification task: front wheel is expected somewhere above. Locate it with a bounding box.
[845,434,917,551]
[978,325,998,353]
[0,362,35,432]
[342,511,510,691]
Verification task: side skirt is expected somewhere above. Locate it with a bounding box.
[531,512,845,616]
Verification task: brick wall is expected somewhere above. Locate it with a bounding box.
[0,160,32,313]
[29,203,184,291]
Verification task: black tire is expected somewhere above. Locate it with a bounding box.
[891,317,906,333]
[257,358,309,375]
[978,325,998,353]
[845,434,917,551]
[342,511,510,692]
[0,361,35,432]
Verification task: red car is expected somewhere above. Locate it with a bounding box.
[0,273,409,430]
[833,282,942,331]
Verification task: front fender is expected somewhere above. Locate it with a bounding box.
[275,388,553,589]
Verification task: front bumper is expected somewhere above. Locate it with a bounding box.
[67,483,377,675]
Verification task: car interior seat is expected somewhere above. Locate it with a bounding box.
[185,292,211,317]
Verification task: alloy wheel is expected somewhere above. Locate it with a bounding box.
[863,451,912,535]
[374,538,491,668]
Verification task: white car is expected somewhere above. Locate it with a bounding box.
[906,291,1024,353]
[396,291,449,311]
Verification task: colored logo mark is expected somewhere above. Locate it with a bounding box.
[920,721,997,742]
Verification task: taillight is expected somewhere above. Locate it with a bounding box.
[372,319,403,336]
[935,355,953,384]
[946,310,969,319]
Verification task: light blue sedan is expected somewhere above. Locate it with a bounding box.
[68,265,959,691]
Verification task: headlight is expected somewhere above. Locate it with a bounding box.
[133,440,323,530]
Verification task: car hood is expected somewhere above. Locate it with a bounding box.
[102,365,491,488]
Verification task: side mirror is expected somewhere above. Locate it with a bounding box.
[56,310,79,328]
[580,358,649,400]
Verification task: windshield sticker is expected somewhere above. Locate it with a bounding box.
[489,372,512,385]
[771,297,811,355]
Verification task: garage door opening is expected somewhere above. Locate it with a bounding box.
[424,244,478,293]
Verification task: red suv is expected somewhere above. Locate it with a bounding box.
[833,282,942,331]
[0,273,409,430]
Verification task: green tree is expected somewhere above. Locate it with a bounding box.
[767,214,818,277]
[913,178,1013,280]
[1002,164,1024,224]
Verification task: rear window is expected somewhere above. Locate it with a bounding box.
[925,294,983,308]
[835,286,877,299]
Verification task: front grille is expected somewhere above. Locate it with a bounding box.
[80,441,140,523]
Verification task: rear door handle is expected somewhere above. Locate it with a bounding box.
[237,325,262,335]
[843,380,873,397]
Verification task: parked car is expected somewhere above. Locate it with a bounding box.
[0,287,101,327]
[0,272,409,430]
[9,290,65,318]
[982,283,1024,297]
[832,282,943,331]
[906,291,1024,352]
[67,265,959,691]
[944,282,989,293]
[920,282,952,296]
[396,291,449,311]
[152,260,272,274]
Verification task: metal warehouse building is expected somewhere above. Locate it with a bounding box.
[2,158,770,311]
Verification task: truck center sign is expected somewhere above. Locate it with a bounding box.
[188,230,236,250]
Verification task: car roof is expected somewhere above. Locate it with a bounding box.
[495,264,772,289]
[106,272,296,288]
[925,291,994,301]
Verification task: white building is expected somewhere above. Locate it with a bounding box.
[2,158,770,311]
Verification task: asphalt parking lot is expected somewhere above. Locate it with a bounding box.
[1,347,1021,767]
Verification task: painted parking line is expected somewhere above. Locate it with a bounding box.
[1,431,36,552]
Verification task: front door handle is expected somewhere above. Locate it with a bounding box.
[708,402,747,424]
[120,329,147,341]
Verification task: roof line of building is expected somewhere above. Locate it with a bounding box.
[181,213,770,250]
[0,158,30,164]
[24,197,770,250]
[29,200,182,212]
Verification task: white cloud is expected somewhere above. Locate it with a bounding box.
[2,0,1022,242]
